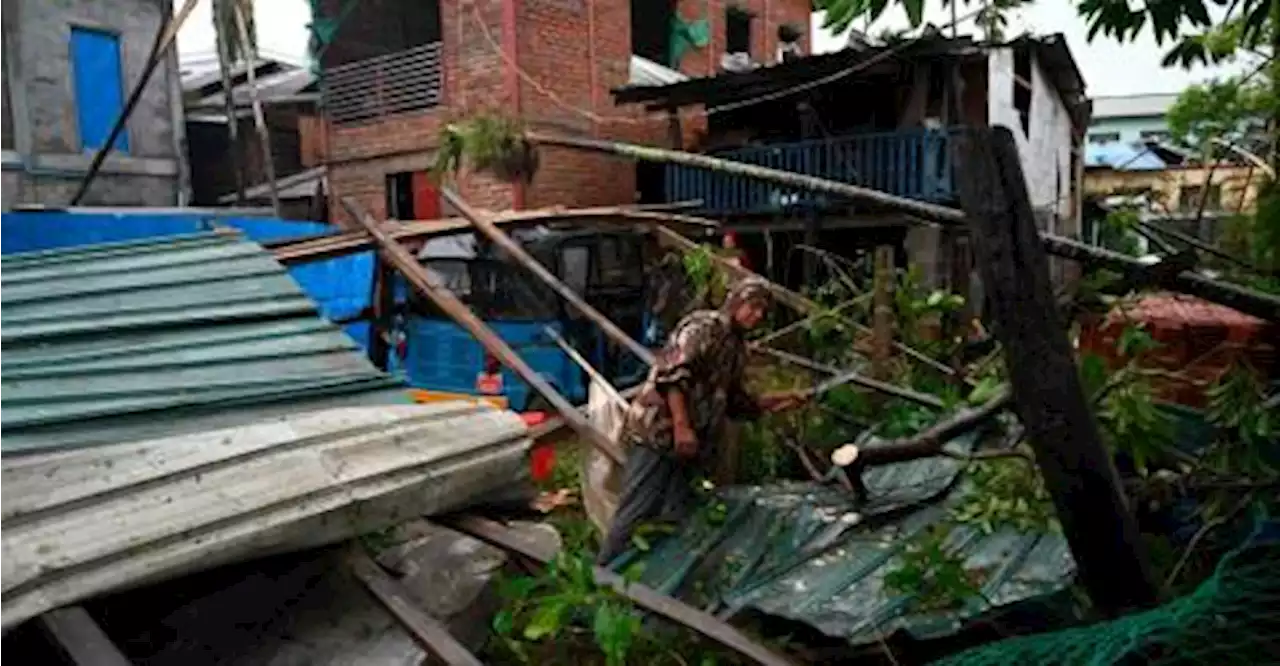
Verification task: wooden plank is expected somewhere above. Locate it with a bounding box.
[953,127,1158,615]
[442,515,796,666]
[271,204,716,265]
[440,188,655,366]
[348,550,485,666]
[39,606,133,666]
[340,197,626,464]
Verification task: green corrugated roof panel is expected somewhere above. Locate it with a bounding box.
[613,430,1076,646]
[1,232,409,454]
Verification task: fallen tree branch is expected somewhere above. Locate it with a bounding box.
[751,345,947,410]
[831,389,1014,470]
[655,225,963,380]
[754,293,873,347]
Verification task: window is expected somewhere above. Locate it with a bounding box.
[70,27,128,153]
[1088,132,1121,144]
[1012,48,1033,137]
[1179,184,1221,212]
[1140,130,1171,143]
[725,5,754,55]
[561,245,591,295]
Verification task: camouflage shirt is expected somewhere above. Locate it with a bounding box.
[620,309,760,459]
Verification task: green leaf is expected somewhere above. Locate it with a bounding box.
[522,600,566,641]
[903,0,925,26]
[492,609,515,636]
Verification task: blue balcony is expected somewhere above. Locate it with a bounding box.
[665,129,959,216]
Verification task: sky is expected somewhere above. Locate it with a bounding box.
[177,0,1245,98]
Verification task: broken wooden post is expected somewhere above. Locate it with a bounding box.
[442,515,796,666]
[341,197,625,464]
[440,188,656,366]
[871,245,895,381]
[232,0,281,218]
[954,127,1158,614]
[349,549,483,666]
[367,258,396,370]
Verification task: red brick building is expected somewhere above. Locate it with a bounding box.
[308,0,812,225]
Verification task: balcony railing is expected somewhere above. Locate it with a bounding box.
[665,129,959,215]
[324,42,444,126]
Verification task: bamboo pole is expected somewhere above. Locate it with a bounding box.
[524,130,1280,322]
[440,188,656,366]
[213,0,246,205]
[545,326,628,408]
[752,293,873,347]
[70,0,200,204]
[341,197,625,464]
[871,245,895,380]
[232,0,281,217]
[753,345,946,410]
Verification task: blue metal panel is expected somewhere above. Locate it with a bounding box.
[70,28,129,153]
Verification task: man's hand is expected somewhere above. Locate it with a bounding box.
[673,424,699,459]
[758,389,812,413]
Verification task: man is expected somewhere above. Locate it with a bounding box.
[597,277,809,564]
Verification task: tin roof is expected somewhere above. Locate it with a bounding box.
[1090,94,1179,120]
[613,430,1075,645]
[0,231,406,453]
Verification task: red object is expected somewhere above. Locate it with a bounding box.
[483,352,501,375]
[410,171,441,220]
[520,411,548,427]
[529,443,556,482]
[1079,294,1276,408]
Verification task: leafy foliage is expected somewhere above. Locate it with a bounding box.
[951,453,1060,535]
[1166,76,1275,151]
[883,525,985,611]
[815,0,1031,39]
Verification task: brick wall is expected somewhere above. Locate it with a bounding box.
[322,0,812,222]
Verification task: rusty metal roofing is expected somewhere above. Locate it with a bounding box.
[1,401,532,629]
[0,231,407,453]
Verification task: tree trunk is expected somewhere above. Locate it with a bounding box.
[871,245,895,381]
[232,0,280,216]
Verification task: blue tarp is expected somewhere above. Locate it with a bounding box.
[1,210,374,348]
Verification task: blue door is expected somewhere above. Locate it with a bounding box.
[70,27,129,153]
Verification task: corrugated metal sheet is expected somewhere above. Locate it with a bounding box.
[1,232,401,453]
[612,431,1075,645]
[1,401,531,630]
[1090,94,1179,120]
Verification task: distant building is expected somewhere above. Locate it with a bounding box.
[1086,93,1179,145]
[2,0,191,208]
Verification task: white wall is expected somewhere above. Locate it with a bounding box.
[987,47,1077,236]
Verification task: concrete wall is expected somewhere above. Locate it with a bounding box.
[987,46,1077,232]
[1087,116,1169,144]
[1,0,188,209]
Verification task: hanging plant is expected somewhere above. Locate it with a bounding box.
[431,114,540,184]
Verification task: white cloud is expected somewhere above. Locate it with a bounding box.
[810,1,1249,97]
[176,0,312,63]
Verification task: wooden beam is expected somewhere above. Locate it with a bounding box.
[39,606,132,666]
[340,197,625,464]
[348,550,484,666]
[232,0,280,218]
[440,188,655,366]
[954,127,1158,615]
[442,515,796,666]
[271,205,720,266]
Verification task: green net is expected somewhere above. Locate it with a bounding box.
[932,519,1280,666]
